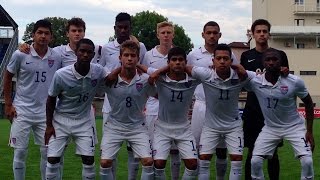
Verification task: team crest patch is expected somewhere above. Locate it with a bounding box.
[11,137,16,144]
[48,59,54,68]
[136,83,143,92]
[230,79,239,85]
[280,85,288,94]
[184,81,192,88]
[91,79,97,87]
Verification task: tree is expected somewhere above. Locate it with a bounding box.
[22,17,69,47]
[131,11,193,53]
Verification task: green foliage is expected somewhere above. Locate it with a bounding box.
[22,17,69,47]
[131,11,193,53]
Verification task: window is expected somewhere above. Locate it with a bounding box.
[300,71,317,75]
[317,19,320,24]
[296,43,305,48]
[295,19,304,26]
[295,0,304,4]
[289,71,295,74]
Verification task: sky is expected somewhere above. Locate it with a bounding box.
[0,0,252,48]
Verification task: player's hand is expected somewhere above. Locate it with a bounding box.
[305,131,315,152]
[19,43,31,54]
[5,104,16,123]
[45,126,56,145]
[148,73,159,85]
[231,64,248,81]
[280,66,289,77]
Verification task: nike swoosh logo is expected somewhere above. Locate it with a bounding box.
[248,59,255,62]
[196,58,202,61]
[259,86,267,88]
[150,61,157,64]
[64,54,70,56]
[26,62,33,64]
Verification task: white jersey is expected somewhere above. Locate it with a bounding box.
[246,73,309,129]
[53,43,102,67]
[100,39,147,113]
[106,72,156,128]
[48,63,107,119]
[155,73,201,124]
[141,46,168,115]
[7,46,62,117]
[187,46,238,102]
[192,67,255,131]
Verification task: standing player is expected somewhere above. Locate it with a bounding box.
[240,19,289,180]
[19,17,101,179]
[45,38,107,180]
[3,19,62,180]
[186,44,254,180]
[187,21,238,180]
[100,40,155,180]
[145,47,199,179]
[248,49,314,180]
[141,21,181,179]
[99,12,147,179]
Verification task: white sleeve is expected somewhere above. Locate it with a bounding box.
[191,66,211,81]
[295,76,309,99]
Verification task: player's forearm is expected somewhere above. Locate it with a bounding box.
[46,96,56,127]
[302,94,314,133]
[3,70,14,105]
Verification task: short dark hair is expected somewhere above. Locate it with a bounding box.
[203,21,220,32]
[76,38,94,51]
[66,17,86,32]
[115,12,131,24]
[168,47,186,61]
[251,19,271,34]
[32,19,52,34]
[214,43,232,58]
[262,48,282,63]
[120,40,140,56]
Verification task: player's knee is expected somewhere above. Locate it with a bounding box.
[170,149,179,154]
[199,154,212,161]
[154,160,166,169]
[100,159,113,168]
[184,159,198,170]
[216,148,227,159]
[230,154,242,161]
[141,157,153,166]
[14,148,28,162]
[47,157,61,164]
[251,155,264,169]
[81,155,94,165]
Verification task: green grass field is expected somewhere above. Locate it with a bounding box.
[0,118,319,179]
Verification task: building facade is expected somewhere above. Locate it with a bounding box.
[252,0,320,108]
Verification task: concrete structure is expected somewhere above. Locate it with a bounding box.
[252,0,320,108]
[229,41,250,62]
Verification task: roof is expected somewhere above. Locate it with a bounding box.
[0,5,18,29]
[228,42,250,48]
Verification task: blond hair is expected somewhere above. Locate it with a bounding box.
[156,21,174,34]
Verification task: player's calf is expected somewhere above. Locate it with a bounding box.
[300,155,314,180]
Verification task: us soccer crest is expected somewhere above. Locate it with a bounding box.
[91,79,97,87]
[48,59,54,68]
[280,85,288,94]
[184,81,192,88]
[136,83,143,92]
